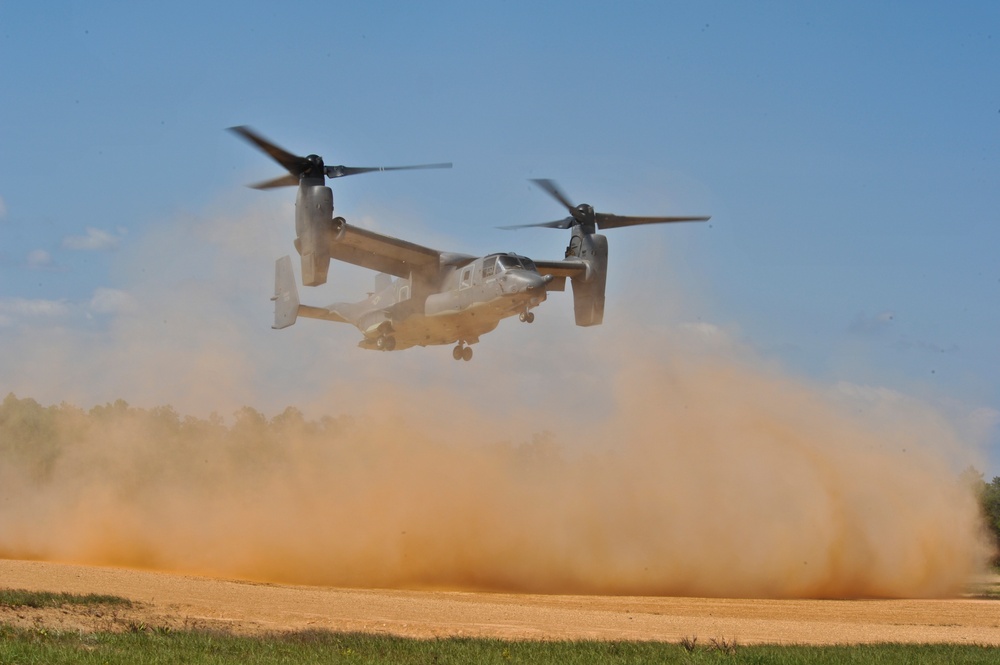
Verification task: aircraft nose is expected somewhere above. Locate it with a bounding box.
[504,271,549,293]
[524,272,550,290]
[510,272,552,293]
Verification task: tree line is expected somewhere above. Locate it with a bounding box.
[968,469,1000,565]
[2,391,999,565]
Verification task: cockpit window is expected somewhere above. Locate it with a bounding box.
[482,256,497,279]
[497,255,536,272]
[497,255,520,270]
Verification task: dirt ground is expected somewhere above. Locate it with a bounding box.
[1,558,998,645]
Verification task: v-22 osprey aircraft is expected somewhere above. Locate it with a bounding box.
[231,127,709,361]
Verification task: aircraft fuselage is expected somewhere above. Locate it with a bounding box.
[339,253,550,351]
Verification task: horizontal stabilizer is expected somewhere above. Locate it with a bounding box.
[298,305,351,324]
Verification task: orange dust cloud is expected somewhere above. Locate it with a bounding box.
[0,346,990,598]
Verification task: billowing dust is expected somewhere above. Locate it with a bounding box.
[0,347,990,599]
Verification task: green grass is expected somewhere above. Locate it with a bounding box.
[971,587,1000,600]
[1,588,997,663]
[965,572,1000,599]
[0,588,133,609]
[0,627,998,665]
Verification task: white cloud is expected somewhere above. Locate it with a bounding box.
[89,288,136,314]
[0,297,70,327]
[26,249,53,268]
[892,336,959,355]
[672,321,747,355]
[62,227,125,251]
[679,321,732,344]
[830,380,906,405]
[830,380,996,467]
[848,310,895,336]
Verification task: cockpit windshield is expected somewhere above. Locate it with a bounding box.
[497,254,537,272]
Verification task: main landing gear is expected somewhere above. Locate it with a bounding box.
[376,334,396,351]
[452,342,473,362]
[519,310,535,323]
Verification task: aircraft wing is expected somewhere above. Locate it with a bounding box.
[535,260,588,279]
[330,224,473,279]
[534,259,588,292]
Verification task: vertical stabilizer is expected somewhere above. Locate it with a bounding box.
[272,255,300,329]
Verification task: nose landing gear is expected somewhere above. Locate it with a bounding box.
[519,310,535,323]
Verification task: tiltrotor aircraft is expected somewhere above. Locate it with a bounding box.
[231,126,709,361]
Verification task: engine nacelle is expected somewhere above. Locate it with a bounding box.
[570,233,608,326]
[295,185,333,286]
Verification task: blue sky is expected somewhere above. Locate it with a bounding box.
[1,2,998,471]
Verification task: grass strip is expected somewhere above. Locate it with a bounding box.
[0,588,133,609]
[0,626,998,665]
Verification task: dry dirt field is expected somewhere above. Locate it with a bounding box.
[1,558,998,645]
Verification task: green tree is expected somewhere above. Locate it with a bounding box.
[0,392,62,480]
[966,468,1000,566]
[982,476,1000,566]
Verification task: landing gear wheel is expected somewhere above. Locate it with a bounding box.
[526,312,535,323]
[462,346,473,361]
[452,345,464,361]
[377,335,396,351]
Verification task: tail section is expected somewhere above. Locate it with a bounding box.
[272,255,300,329]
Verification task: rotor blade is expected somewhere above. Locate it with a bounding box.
[497,217,576,230]
[325,162,453,179]
[530,179,577,214]
[228,126,310,176]
[596,213,711,230]
[249,174,300,190]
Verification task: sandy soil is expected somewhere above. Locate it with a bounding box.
[1,558,998,645]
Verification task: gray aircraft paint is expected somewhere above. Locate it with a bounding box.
[233,126,708,361]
